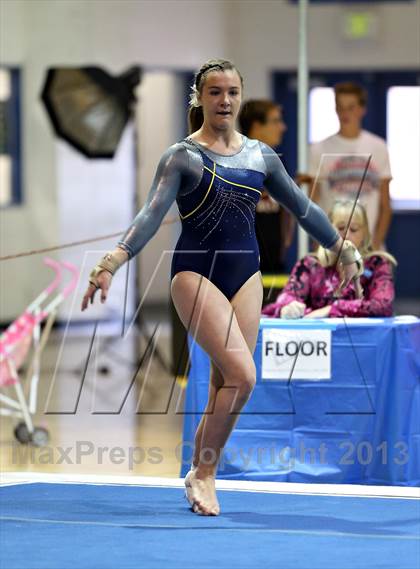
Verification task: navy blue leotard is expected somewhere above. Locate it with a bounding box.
[171,139,265,299]
[118,135,339,301]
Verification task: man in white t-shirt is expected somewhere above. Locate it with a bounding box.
[307,82,392,249]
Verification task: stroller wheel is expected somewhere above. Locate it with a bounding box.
[14,422,31,444]
[31,427,50,447]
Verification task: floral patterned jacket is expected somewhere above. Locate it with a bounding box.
[261,254,395,318]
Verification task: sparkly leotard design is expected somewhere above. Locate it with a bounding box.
[118,135,339,301]
[171,140,266,299]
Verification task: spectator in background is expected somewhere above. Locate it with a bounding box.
[262,200,396,319]
[238,100,294,272]
[304,82,392,250]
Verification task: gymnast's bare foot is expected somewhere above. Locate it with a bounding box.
[184,469,196,509]
[184,467,220,516]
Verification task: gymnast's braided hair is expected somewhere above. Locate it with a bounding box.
[188,59,244,134]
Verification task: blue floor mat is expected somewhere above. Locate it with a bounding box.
[0,483,419,569]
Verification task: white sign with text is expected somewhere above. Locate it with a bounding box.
[262,328,332,380]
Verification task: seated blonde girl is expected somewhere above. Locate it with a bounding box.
[262,200,397,319]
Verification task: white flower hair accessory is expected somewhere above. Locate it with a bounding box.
[189,83,200,108]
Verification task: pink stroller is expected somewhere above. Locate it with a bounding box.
[0,258,78,446]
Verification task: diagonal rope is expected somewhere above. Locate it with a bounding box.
[0,216,179,262]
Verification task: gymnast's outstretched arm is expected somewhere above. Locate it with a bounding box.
[118,144,199,258]
[81,143,199,310]
[259,141,364,297]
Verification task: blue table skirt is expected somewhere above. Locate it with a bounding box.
[180,318,420,486]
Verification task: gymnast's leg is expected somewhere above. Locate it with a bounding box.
[190,272,263,470]
[171,270,263,515]
[179,361,223,514]
[190,361,224,470]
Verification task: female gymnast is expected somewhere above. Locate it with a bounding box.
[81,59,363,516]
[262,200,396,319]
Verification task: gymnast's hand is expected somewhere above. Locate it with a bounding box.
[81,248,128,311]
[331,239,364,299]
[336,261,364,299]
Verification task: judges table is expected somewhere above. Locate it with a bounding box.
[180,317,420,486]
